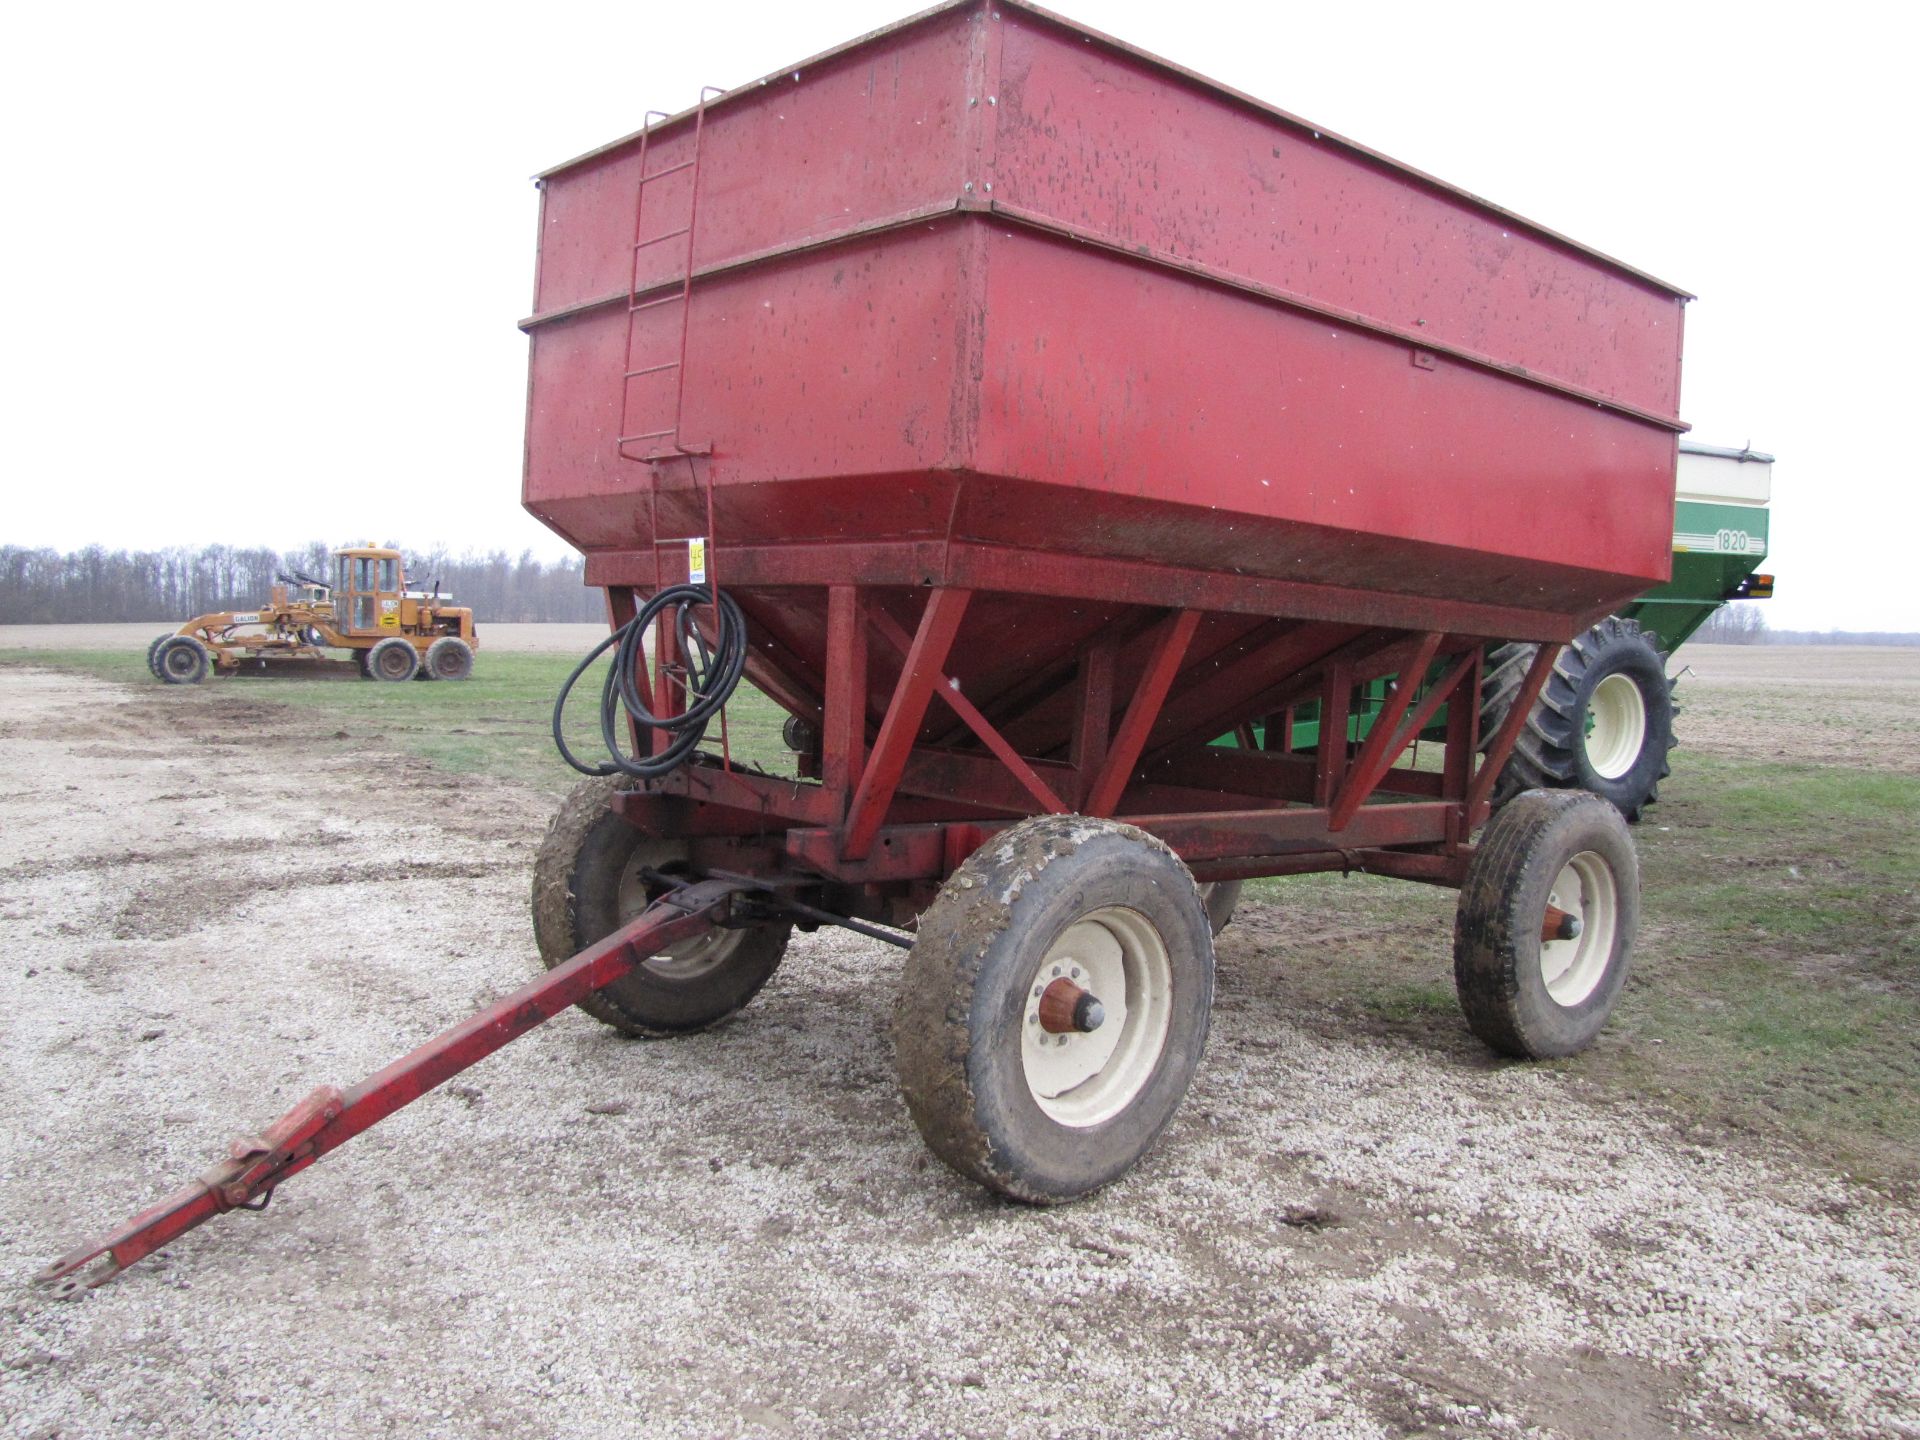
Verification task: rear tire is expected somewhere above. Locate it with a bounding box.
[366,637,420,682]
[424,636,474,681]
[531,774,790,1036]
[146,633,175,679]
[1480,617,1675,821]
[155,635,211,685]
[1199,881,1243,937]
[1453,789,1638,1059]
[895,815,1214,1203]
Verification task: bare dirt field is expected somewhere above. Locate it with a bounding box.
[1674,644,1920,776]
[3,659,1917,1440]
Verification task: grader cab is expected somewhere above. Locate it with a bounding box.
[147,545,478,684]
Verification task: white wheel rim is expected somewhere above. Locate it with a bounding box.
[1584,673,1648,780]
[616,850,745,979]
[1020,906,1173,1128]
[1540,851,1619,1007]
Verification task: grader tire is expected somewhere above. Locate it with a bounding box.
[895,815,1215,1203]
[531,774,790,1037]
[146,633,175,679]
[424,636,475,681]
[366,637,420,683]
[1453,789,1638,1060]
[155,636,211,685]
[1480,617,1675,821]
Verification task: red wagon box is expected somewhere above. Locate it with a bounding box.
[522,0,1686,648]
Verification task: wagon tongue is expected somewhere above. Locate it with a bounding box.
[35,1086,348,1293]
[35,877,750,1295]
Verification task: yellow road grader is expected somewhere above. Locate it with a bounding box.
[146,546,479,684]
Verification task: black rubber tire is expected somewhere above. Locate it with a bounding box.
[531,774,790,1037]
[895,815,1215,1203]
[424,636,474,681]
[1480,616,1676,821]
[355,647,373,679]
[1453,789,1638,1060]
[1200,881,1243,937]
[366,637,420,683]
[155,635,211,685]
[146,633,175,679]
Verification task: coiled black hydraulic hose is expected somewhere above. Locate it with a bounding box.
[552,585,748,779]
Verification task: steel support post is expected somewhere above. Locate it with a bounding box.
[841,588,972,859]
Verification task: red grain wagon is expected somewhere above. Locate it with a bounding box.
[45,0,1686,1288]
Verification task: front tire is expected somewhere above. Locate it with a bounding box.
[1480,617,1675,820]
[1453,789,1638,1059]
[531,775,790,1036]
[895,815,1215,1203]
[146,633,175,679]
[155,635,211,685]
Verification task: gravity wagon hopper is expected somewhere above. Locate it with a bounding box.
[40,0,1688,1291]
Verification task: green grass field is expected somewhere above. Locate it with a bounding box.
[7,643,1916,1191]
[4,647,796,798]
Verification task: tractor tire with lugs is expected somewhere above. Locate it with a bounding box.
[1479,616,1675,821]
[531,773,790,1037]
[146,633,175,679]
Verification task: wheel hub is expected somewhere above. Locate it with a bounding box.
[615,850,746,980]
[1037,977,1106,1034]
[1540,851,1620,1007]
[1020,908,1173,1128]
[1583,673,1648,780]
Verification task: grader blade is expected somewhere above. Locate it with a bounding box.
[37,879,746,1294]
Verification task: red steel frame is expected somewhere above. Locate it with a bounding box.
[41,574,1561,1293]
[602,577,1563,905]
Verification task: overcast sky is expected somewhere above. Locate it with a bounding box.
[4,0,1913,631]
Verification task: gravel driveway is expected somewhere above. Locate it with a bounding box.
[3,668,1914,1439]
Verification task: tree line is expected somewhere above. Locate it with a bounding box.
[1694,603,1769,644]
[0,543,602,624]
